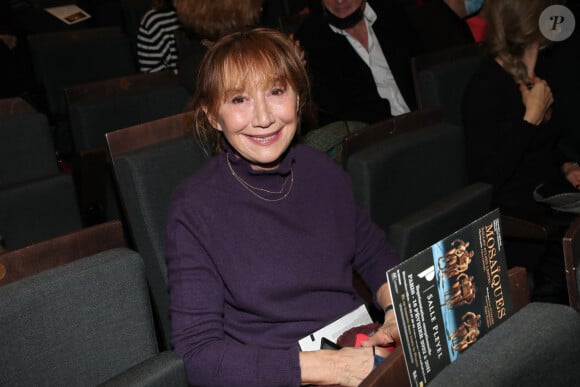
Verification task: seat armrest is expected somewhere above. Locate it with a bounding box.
[98,351,188,387]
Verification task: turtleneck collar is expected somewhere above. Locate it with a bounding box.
[221,138,295,176]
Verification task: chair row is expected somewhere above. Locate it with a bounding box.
[3,105,580,385]
[0,221,189,386]
[2,220,579,386]
[0,98,83,250]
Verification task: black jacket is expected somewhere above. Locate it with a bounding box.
[295,0,421,125]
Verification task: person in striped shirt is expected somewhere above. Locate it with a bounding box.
[137,0,181,73]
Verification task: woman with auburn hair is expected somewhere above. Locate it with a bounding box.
[462,0,579,302]
[173,0,262,92]
[165,28,400,387]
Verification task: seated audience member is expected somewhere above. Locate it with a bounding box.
[173,0,262,93]
[410,0,484,53]
[462,0,579,302]
[165,28,400,387]
[136,0,181,73]
[294,0,420,126]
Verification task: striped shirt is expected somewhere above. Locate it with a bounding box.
[137,8,181,72]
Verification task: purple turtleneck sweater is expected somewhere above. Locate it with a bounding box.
[165,144,399,386]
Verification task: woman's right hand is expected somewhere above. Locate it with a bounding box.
[300,347,374,386]
[520,76,553,125]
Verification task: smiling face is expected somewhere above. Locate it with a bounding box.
[210,80,298,170]
[322,0,364,18]
[192,28,309,166]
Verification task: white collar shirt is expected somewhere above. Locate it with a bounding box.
[328,4,410,116]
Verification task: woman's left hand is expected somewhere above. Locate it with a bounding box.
[359,310,399,353]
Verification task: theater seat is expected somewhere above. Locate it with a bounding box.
[345,118,492,260]
[106,112,207,350]
[0,247,188,386]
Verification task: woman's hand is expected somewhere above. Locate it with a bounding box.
[520,76,553,125]
[563,162,580,189]
[300,347,374,387]
[333,347,375,387]
[359,310,399,351]
[361,282,401,349]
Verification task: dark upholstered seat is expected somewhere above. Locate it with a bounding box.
[106,112,207,350]
[341,108,443,169]
[346,121,492,259]
[65,71,190,222]
[0,174,83,250]
[428,302,580,386]
[0,111,59,188]
[0,247,188,386]
[412,43,483,126]
[66,71,190,153]
[27,26,137,121]
[0,220,124,286]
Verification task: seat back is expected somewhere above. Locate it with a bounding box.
[106,112,208,350]
[412,43,483,126]
[346,121,492,258]
[428,302,580,386]
[65,71,190,222]
[66,71,190,152]
[0,220,124,286]
[27,26,137,120]
[0,248,159,386]
[348,122,468,228]
[0,174,83,250]
[564,216,580,311]
[341,108,443,169]
[0,111,59,187]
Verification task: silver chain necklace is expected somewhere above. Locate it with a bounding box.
[226,155,294,202]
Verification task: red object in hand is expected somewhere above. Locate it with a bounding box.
[355,333,370,347]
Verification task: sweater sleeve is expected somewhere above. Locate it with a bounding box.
[351,205,400,305]
[461,69,542,191]
[165,198,301,387]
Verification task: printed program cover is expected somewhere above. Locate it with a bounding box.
[45,5,91,25]
[387,208,513,386]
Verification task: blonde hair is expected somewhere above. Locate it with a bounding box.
[173,0,262,41]
[188,28,310,155]
[485,0,557,84]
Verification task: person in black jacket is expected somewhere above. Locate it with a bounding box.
[294,0,421,126]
